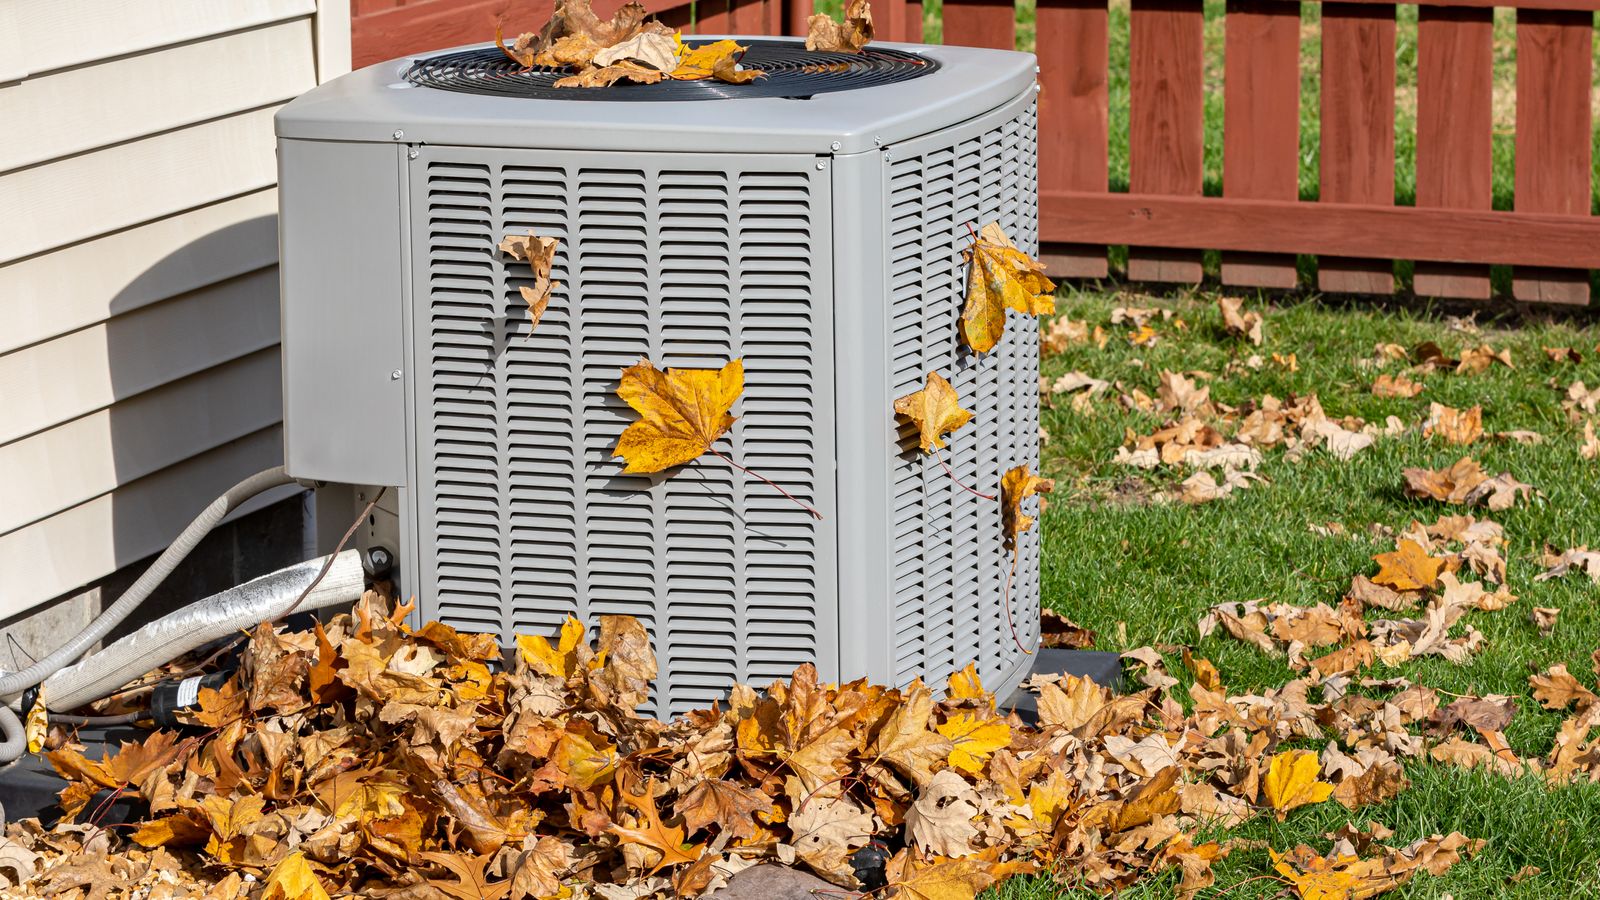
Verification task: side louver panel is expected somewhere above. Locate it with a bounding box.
[410,149,837,717]
[885,96,1042,691]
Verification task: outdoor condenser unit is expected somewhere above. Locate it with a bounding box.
[276,36,1045,716]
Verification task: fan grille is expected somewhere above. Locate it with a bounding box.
[402,40,939,101]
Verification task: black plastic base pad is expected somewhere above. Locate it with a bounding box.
[0,726,146,824]
[1001,648,1125,723]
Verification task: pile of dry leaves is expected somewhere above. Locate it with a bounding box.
[495,0,873,89]
[2,592,1504,900]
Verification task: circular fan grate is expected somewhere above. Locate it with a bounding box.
[401,39,939,101]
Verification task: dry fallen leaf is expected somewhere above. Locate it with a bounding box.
[1423,403,1482,445]
[906,769,981,856]
[805,0,873,53]
[612,358,742,474]
[499,231,560,333]
[261,852,332,900]
[1371,540,1444,591]
[895,372,974,452]
[960,222,1056,353]
[1218,296,1264,345]
[554,58,665,88]
[1535,546,1600,583]
[1000,464,1054,553]
[1372,373,1424,398]
[1456,344,1513,374]
[1530,606,1560,639]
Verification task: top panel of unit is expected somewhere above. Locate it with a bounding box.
[276,36,1036,156]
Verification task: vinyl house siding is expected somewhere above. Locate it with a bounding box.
[0,0,351,618]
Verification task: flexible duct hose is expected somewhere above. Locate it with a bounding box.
[42,550,363,712]
[0,466,298,766]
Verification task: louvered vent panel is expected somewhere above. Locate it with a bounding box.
[887,99,1041,691]
[415,149,833,718]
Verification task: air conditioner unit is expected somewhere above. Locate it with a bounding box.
[276,36,1045,717]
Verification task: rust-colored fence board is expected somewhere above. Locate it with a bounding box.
[1415,5,1494,299]
[1043,193,1600,268]
[1318,2,1397,295]
[1037,0,1110,278]
[1221,0,1300,289]
[942,0,1017,49]
[1514,9,1594,304]
[1127,0,1205,284]
[350,0,1598,305]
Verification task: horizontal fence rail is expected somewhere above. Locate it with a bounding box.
[351,0,1597,303]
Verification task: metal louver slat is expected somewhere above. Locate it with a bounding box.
[885,97,1042,692]
[413,149,837,718]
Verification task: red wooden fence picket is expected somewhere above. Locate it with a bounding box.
[351,0,1600,304]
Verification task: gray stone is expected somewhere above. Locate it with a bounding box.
[712,865,841,900]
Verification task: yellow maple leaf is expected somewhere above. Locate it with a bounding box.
[1270,848,1362,900]
[1263,750,1335,820]
[558,728,619,790]
[960,222,1056,353]
[612,358,743,474]
[895,371,974,452]
[1371,539,1444,591]
[936,713,1010,774]
[262,852,332,900]
[671,39,758,83]
[516,615,585,678]
[945,663,990,706]
[1001,464,1055,553]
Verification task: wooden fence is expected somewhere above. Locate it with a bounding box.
[352,0,1600,304]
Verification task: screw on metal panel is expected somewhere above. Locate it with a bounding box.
[816,161,827,170]
[883,150,893,161]
[830,140,842,151]
[407,148,419,159]
[1035,64,1041,73]
[873,136,883,145]
[393,129,404,140]
[391,369,403,380]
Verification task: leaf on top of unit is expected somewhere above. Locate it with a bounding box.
[499,231,560,333]
[960,222,1056,353]
[805,0,875,53]
[895,371,975,452]
[672,39,761,83]
[612,358,743,474]
[592,31,679,72]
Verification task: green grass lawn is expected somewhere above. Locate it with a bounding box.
[1024,288,1600,898]
[783,3,1600,894]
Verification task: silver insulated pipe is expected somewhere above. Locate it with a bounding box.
[40,550,365,713]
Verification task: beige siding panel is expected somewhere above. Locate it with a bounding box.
[0,427,292,618]
[0,349,282,534]
[313,0,354,82]
[0,267,280,445]
[11,0,316,78]
[0,5,26,84]
[0,106,281,264]
[0,190,279,355]
[0,21,316,174]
